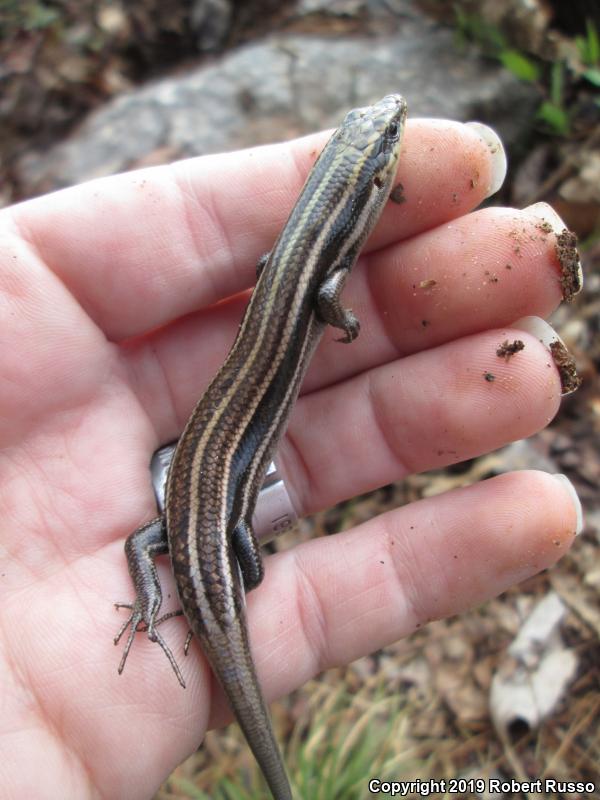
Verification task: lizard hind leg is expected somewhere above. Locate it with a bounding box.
[113,516,187,688]
[231,517,264,592]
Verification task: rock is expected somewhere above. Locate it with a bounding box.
[17,11,538,196]
[190,0,232,52]
[490,592,578,734]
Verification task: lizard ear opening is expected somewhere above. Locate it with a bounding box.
[386,121,399,139]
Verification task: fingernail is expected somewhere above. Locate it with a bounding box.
[524,201,566,232]
[512,315,564,349]
[552,474,584,536]
[465,121,507,197]
[523,202,583,299]
[512,316,581,395]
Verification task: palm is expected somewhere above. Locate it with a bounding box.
[0,119,580,799]
[0,284,192,794]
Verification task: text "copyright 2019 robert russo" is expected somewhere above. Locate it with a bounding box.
[369,778,597,796]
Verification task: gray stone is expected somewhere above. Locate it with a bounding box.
[17,14,538,195]
[190,0,232,53]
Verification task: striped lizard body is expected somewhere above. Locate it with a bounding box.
[117,94,407,800]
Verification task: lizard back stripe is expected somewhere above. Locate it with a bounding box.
[163,93,407,800]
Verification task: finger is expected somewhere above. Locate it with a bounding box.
[125,205,572,440]
[208,469,580,727]
[5,119,499,340]
[334,202,578,371]
[0,230,109,437]
[279,327,564,516]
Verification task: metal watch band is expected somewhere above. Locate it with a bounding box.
[150,442,298,542]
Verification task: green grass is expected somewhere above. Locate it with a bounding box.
[454,7,600,136]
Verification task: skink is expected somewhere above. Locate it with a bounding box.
[115,93,407,800]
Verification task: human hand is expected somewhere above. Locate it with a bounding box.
[0,117,582,799]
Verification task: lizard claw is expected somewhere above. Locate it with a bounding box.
[114,599,187,688]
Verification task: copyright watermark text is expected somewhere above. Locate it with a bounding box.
[368,778,597,796]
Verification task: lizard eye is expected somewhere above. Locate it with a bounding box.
[386,121,399,138]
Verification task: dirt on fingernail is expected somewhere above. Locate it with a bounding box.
[555,228,583,302]
[550,339,582,395]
